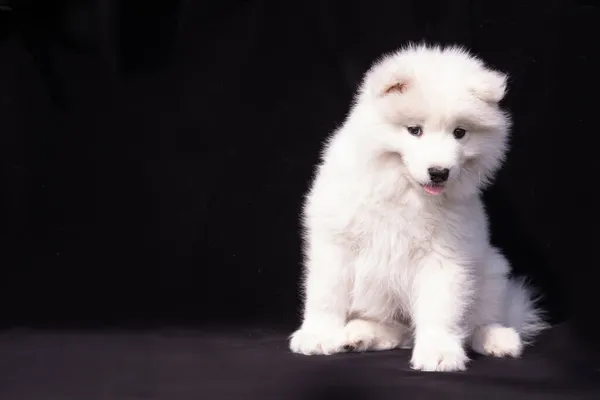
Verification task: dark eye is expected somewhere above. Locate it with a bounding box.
[407,126,422,137]
[453,128,466,139]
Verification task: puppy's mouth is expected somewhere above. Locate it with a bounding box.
[422,183,445,195]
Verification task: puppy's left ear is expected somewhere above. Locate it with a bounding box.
[470,69,508,104]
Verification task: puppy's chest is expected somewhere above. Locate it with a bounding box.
[347,203,440,261]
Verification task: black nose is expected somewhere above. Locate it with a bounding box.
[428,167,450,183]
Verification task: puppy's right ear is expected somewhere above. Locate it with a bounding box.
[363,57,411,98]
[381,79,409,96]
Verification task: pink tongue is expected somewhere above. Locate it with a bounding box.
[424,185,444,195]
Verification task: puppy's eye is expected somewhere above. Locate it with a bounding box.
[453,128,467,139]
[407,126,422,137]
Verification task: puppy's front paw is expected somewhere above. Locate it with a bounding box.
[410,336,469,372]
[289,327,347,355]
[343,319,410,352]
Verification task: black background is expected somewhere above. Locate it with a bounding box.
[0,1,599,399]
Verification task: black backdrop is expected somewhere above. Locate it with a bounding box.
[1,0,599,395]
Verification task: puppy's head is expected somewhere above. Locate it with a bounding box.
[357,44,511,199]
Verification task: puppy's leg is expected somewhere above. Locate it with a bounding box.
[469,249,546,357]
[342,318,412,352]
[409,257,471,372]
[289,237,352,355]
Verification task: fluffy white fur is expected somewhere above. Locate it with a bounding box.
[289,43,548,372]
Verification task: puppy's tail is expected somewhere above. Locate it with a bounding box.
[503,277,549,343]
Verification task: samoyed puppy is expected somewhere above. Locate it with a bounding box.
[289,43,547,372]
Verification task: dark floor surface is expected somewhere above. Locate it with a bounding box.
[1,323,598,400]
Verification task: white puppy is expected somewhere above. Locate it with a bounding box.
[289,43,548,372]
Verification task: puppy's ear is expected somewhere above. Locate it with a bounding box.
[470,69,508,104]
[373,71,411,98]
[381,79,409,96]
[363,57,412,98]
